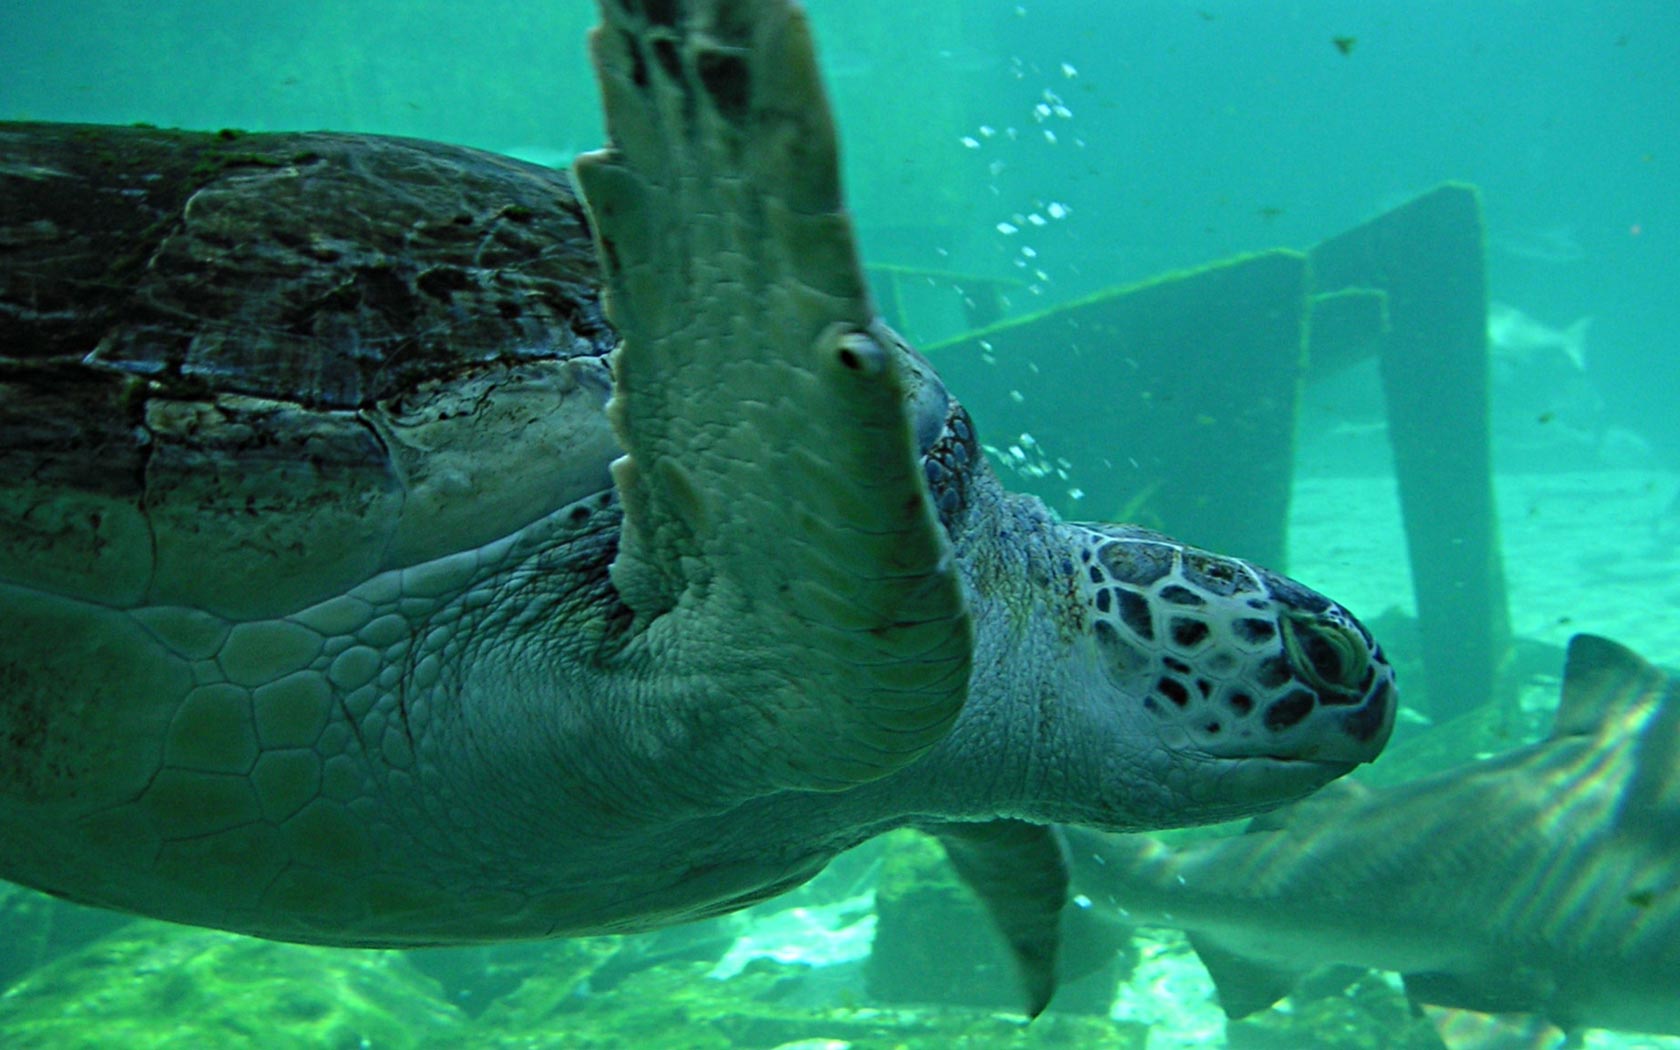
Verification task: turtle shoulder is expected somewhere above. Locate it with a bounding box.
[0,124,622,618]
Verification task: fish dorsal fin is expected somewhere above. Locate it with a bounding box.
[1552,634,1670,738]
[1189,933,1300,1019]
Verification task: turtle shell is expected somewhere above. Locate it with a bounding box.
[0,124,621,619]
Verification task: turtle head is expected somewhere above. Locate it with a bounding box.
[873,323,990,534]
[1059,523,1395,827]
[873,325,1394,826]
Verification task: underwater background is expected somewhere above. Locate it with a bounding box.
[1,1,1677,1048]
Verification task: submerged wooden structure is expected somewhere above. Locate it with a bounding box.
[1311,185,1511,721]
[925,184,1508,721]
[928,251,1307,570]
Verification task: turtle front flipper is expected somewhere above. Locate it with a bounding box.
[574,0,972,794]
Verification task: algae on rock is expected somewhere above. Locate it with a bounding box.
[0,926,466,1049]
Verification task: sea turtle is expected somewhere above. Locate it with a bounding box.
[0,0,1394,1012]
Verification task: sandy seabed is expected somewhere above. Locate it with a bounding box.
[1288,468,1680,674]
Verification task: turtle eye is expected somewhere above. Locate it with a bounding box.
[1281,613,1370,700]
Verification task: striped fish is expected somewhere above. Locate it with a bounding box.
[1066,634,1680,1044]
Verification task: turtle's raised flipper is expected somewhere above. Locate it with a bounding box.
[574,0,971,793]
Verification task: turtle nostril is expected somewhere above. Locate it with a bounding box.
[1343,677,1394,744]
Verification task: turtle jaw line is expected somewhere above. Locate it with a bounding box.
[1245,754,1359,780]
[1184,735,1363,783]
[1249,755,1361,799]
[1180,752,1361,821]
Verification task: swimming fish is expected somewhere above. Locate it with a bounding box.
[1065,634,1680,1044]
[1487,301,1592,372]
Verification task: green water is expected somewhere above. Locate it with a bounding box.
[2,1,1676,1047]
